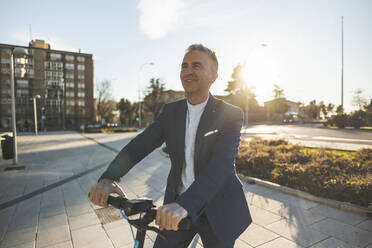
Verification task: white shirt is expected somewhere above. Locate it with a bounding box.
[179,95,209,194]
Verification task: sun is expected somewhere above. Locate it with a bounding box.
[242,47,280,104]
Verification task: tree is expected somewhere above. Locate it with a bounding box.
[326,103,335,115]
[336,105,344,115]
[96,80,116,124]
[352,88,368,110]
[117,98,136,126]
[144,78,166,118]
[300,100,321,120]
[224,64,259,117]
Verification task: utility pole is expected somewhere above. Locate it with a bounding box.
[341,16,344,108]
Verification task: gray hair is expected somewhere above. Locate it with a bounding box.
[185,44,218,71]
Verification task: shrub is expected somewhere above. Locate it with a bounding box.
[236,137,372,207]
[333,114,349,128]
[350,110,368,129]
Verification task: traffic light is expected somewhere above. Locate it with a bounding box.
[136,117,139,121]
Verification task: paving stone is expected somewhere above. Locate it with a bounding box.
[234,238,254,247]
[65,202,93,217]
[248,204,282,226]
[118,238,153,248]
[357,219,372,232]
[0,207,16,241]
[71,224,112,248]
[308,204,367,225]
[239,223,279,247]
[246,194,285,211]
[308,237,359,248]
[0,226,36,248]
[310,218,372,247]
[256,237,303,248]
[38,213,68,231]
[6,240,35,248]
[269,205,326,226]
[105,222,137,247]
[36,224,70,248]
[45,241,73,248]
[68,211,101,230]
[265,219,328,247]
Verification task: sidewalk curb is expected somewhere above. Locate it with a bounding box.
[237,174,372,216]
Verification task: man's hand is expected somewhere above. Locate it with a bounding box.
[156,203,188,231]
[89,178,127,208]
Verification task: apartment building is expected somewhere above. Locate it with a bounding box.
[0,40,94,130]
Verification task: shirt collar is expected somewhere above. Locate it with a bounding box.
[187,94,209,112]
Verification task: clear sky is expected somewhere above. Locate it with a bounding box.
[1,0,371,112]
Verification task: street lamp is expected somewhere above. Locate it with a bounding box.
[32,95,41,135]
[138,62,154,128]
[10,47,28,165]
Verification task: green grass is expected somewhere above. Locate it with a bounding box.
[236,137,372,207]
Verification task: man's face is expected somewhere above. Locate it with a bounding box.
[180,50,218,95]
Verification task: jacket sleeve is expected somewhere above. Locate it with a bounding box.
[99,104,168,182]
[175,107,243,222]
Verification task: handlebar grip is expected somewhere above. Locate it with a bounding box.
[178,218,192,230]
[107,195,122,208]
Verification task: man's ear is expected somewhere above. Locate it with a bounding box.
[212,70,218,83]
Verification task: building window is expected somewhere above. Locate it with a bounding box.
[77,74,84,80]
[0,79,10,84]
[66,91,75,97]
[66,73,74,79]
[78,83,85,89]
[46,80,63,88]
[0,48,11,56]
[66,107,75,115]
[77,65,85,71]
[1,68,10,74]
[15,58,27,64]
[65,63,74,70]
[66,100,75,106]
[15,68,26,77]
[78,100,85,107]
[78,91,85,97]
[65,55,74,61]
[45,61,63,71]
[1,89,11,95]
[51,53,62,60]
[16,89,29,96]
[77,56,85,62]
[1,58,10,64]
[45,71,63,80]
[66,82,75,88]
[16,79,29,87]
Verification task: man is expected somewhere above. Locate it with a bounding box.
[89,44,252,248]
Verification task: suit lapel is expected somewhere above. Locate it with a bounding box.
[194,94,219,177]
[175,99,187,167]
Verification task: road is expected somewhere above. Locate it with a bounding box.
[241,124,372,150]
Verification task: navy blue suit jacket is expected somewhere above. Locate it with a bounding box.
[100,94,252,247]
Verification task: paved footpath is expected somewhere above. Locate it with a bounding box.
[0,131,371,248]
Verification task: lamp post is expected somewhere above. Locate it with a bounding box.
[138,62,154,128]
[10,47,28,165]
[32,95,41,135]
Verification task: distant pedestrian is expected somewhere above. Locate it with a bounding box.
[89,44,252,247]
